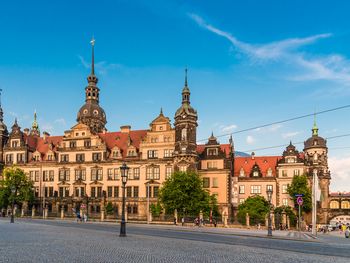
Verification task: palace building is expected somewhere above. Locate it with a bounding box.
[0,41,347,224]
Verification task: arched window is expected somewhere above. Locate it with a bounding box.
[330,200,339,209]
[341,201,350,209]
[181,128,187,141]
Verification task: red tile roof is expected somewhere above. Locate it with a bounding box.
[234,156,281,177]
[98,130,148,157]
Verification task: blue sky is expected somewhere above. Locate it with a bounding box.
[1,0,350,191]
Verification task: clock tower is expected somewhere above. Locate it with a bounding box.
[173,69,198,171]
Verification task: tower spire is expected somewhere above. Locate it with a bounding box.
[185,67,188,87]
[90,36,95,76]
[0,88,3,122]
[182,68,190,104]
[312,112,319,136]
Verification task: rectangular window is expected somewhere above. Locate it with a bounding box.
[107,186,113,198]
[153,186,159,198]
[92,153,102,162]
[6,154,13,164]
[84,140,91,148]
[107,169,113,180]
[43,171,49,182]
[76,154,85,162]
[203,178,210,188]
[212,178,219,188]
[282,170,287,177]
[282,184,288,194]
[294,169,300,176]
[59,187,64,198]
[60,154,69,163]
[165,166,173,179]
[251,185,261,194]
[282,199,289,206]
[91,168,103,181]
[239,185,245,194]
[239,198,245,204]
[17,153,25,163]
[70,141,77,148]
[29,171,34,181]
[207,161,218,169]
[49,170,54,181]
[59,169,70,181]
[267,185,273,192]
[133,186,139,198]
[114,187,119,198]
[207,149,218,156]
[97,187,102,198]
[133,168,140,180]
[91,187,96,198]
[164,149,173,158]
[34,171,39,182]
[147,150,158,159]
[64,187,70,197]
[126,187,132,198]
[75,169,86,181]
[146,166,160,180]
[49,187,54,197]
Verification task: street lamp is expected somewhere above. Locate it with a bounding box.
[120,163,129,237]
[266,188,273,237]
[10,186,16,223]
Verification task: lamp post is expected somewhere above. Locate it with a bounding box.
[10,186,16,223]
[266,188,273,237]
[120,163,129,237]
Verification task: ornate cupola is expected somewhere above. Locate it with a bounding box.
[77,38,107,134]
[30,111,40,136]
[174,69,198,171]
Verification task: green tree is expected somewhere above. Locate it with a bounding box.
[158,171,217,216]
[237,196,270,225]
[0,167,34,210]
[105,202,114,215]
[287,175,312,213]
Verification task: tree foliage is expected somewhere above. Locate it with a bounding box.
[158,171,218,216]
[0,167,34,209]
[287,175,312,213]
[105,202,114,215]
[237,196,270,225]
[274,206,297,227]
[150,203,162,217]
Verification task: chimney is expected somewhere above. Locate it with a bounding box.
[120,125,131,134]
[23,128,30,135]
[251,152,255,160]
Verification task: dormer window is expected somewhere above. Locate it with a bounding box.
[128,150,137,157]
[314,140,318,146]
[33,154,41,162]
[239,168,245,177]
[11,140,19,148]
[253,171,259,177]
[112,151,119,158]
[267,168,273,177]
[207,148,218,156]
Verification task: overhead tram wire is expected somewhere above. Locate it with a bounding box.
[197,104,350,143]
[240,132,350,154]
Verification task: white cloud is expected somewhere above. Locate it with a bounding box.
[329,156,350,191]
[282,131,302,139]
[269,124,283,132]
[221,124,238,133]
[188,13,350,87]
[246,135,255,145]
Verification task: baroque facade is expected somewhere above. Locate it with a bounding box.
[0,42,347,224]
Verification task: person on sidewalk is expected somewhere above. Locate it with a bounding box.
[181,217,185,226]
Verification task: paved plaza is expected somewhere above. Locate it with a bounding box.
[0,219,349,263]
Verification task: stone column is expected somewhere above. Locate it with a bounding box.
[246,213,250,228]
[282,211,287,229]
[44,207,48,219]
[222,212,228,227]
[101,208,105,222]
[21,208,25,217]
[287,216,290,230]
[174,209,178,225]
[61,206,65,219]
[149,211,153,223]
[32,206,36,218]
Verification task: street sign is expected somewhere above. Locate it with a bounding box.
[297,196,303,206]
[295,194,304,197]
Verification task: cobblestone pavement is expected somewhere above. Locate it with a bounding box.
[0,219,348,263]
